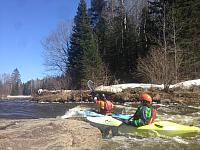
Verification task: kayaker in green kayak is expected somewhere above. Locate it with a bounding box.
[124,93,157,127]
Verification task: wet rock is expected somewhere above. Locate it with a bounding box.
[0,118,102,150]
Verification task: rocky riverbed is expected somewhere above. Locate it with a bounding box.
[0,118,102,150]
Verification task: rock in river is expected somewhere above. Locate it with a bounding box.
[0,118,102,150]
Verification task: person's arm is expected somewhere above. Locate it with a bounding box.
[141,106,152,124]
[123,107,139,124]
[127,107,148,127]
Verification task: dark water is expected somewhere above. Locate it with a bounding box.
[0,99,78,119]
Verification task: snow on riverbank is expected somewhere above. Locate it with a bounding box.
[95,79,200,93]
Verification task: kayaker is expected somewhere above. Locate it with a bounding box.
[94,93,114,115]
[124,93,157,127]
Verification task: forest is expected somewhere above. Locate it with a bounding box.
[0,0,199,96]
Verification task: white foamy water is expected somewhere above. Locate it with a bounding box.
[188,105,200,110]
[61,105,90,119]
[172,136,189,144]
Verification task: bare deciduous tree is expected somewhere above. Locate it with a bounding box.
[0,73,12,97]
[137,47,183,90]
[42,21,71,75]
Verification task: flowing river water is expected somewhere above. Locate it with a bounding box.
[0,99,200,150]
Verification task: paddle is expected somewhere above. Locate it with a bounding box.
[87,80,98,101]
[87,80,95,92]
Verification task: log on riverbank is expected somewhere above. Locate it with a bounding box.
[0,118,102,150]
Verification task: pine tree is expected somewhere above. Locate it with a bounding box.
[175,0,200,79]
[93,0,140,83]
[10,68,22,95]
[90,0,105,29]
[68,0,104,89]
[22,81,32,95]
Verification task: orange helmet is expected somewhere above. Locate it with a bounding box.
[140,93,152,103]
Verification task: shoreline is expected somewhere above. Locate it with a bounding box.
[31,87,200,105]
[0,95,32,100]
[1,84,200,105]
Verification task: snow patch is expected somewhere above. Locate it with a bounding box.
[95,79,200,93]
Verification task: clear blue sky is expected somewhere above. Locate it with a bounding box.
[0,0,90,83]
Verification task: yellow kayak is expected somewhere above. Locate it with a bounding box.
[138,121,200,135]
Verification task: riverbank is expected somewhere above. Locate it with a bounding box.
[1,95,32,100]
[32,85,200,105]
[0,118,102,150]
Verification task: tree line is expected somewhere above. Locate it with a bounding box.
[43,0,199,90]
[1,0,199,96]
[0,68,66,97]
[0,68,22,96]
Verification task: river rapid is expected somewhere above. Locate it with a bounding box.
[0,99,200,150]
[101,103,200,150]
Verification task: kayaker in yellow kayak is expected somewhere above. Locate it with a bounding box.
[94,93,114,115]
[125,93,157,127]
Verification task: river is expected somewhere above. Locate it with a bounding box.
[0,99,77,119]
[0,99,200,150]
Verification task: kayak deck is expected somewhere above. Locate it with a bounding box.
[83,111,200,136]
[137,121,200,136]
[87,116,123,126]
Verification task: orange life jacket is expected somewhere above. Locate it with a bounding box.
[96,100,113,115]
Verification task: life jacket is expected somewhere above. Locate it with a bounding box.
[132,104,156,125]
[96,100,113,115]
[148,108,157,124]
[104,100,113,114]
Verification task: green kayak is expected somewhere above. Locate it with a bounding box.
[137,121,200,136]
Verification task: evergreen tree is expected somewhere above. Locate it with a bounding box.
[10,68,22,95]
[174,0,200,79]
[93,0,140,83]
[68,0,104,89]
[22,81,31,95]
[90,0,105,28]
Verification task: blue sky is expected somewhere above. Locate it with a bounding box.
[0,0,90,83]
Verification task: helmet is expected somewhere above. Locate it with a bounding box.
[140,93,152,103]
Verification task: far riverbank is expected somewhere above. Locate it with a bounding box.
[31,85,200,105]
[0,95,32,100]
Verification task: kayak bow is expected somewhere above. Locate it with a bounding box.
[137,121,200,135]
